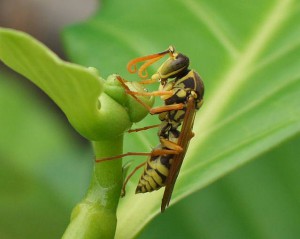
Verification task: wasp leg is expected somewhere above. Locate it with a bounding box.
[138,78,158,85]
[95,152,152,163]
[116,76,184,115]
[96,148,181,164]
[128,124,160,133]
[159,138,183,152]
[116,76,154,112]
[151,148,181,156]
[150,103,184,114]
[121,161,146,197]
[126,90,173,97]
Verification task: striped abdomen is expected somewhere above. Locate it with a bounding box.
[135,145,174,194]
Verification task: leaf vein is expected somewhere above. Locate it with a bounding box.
[189,0,294,156]
[180,0,240,58]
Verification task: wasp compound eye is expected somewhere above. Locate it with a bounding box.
[173,53,189,71]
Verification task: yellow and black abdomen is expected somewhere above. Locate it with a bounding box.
[135,146,173,194]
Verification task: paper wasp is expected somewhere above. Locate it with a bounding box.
[97,46,204,212]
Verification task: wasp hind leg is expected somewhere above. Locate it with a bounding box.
[121,161,146,197]
[95,152,152,163]
[128,124,160,133]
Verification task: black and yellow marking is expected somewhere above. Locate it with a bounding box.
[136,149,173,193]
[128,47,204,204]
[96,46,205,212]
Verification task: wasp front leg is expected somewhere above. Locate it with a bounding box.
[116,76,184,115]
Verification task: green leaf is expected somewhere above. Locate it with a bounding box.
[140,134,300,239]
[0,27,154,238]
[0,71,92,239]
[63,0,300,238]
[0,28,152,141]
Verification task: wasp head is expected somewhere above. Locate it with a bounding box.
[151,52,190,84]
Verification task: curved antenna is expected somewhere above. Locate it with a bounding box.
[127,46,175,78]
[127,52,166,73]
[137,55,165,78]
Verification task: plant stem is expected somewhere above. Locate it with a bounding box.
[62,137,123,239]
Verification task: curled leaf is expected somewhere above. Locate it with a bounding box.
[0,28,153,140]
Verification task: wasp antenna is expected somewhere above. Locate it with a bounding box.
[137,55,165,78]
[127,49,170,74]
[137,65,148,79]
[127,58,139,73]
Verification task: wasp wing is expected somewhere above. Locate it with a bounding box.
[161,97,196,212]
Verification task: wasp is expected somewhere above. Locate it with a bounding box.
[97,46,204,212]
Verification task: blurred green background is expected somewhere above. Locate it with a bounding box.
[1,1,300,239]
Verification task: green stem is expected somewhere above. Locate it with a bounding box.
[62,137,123,239]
